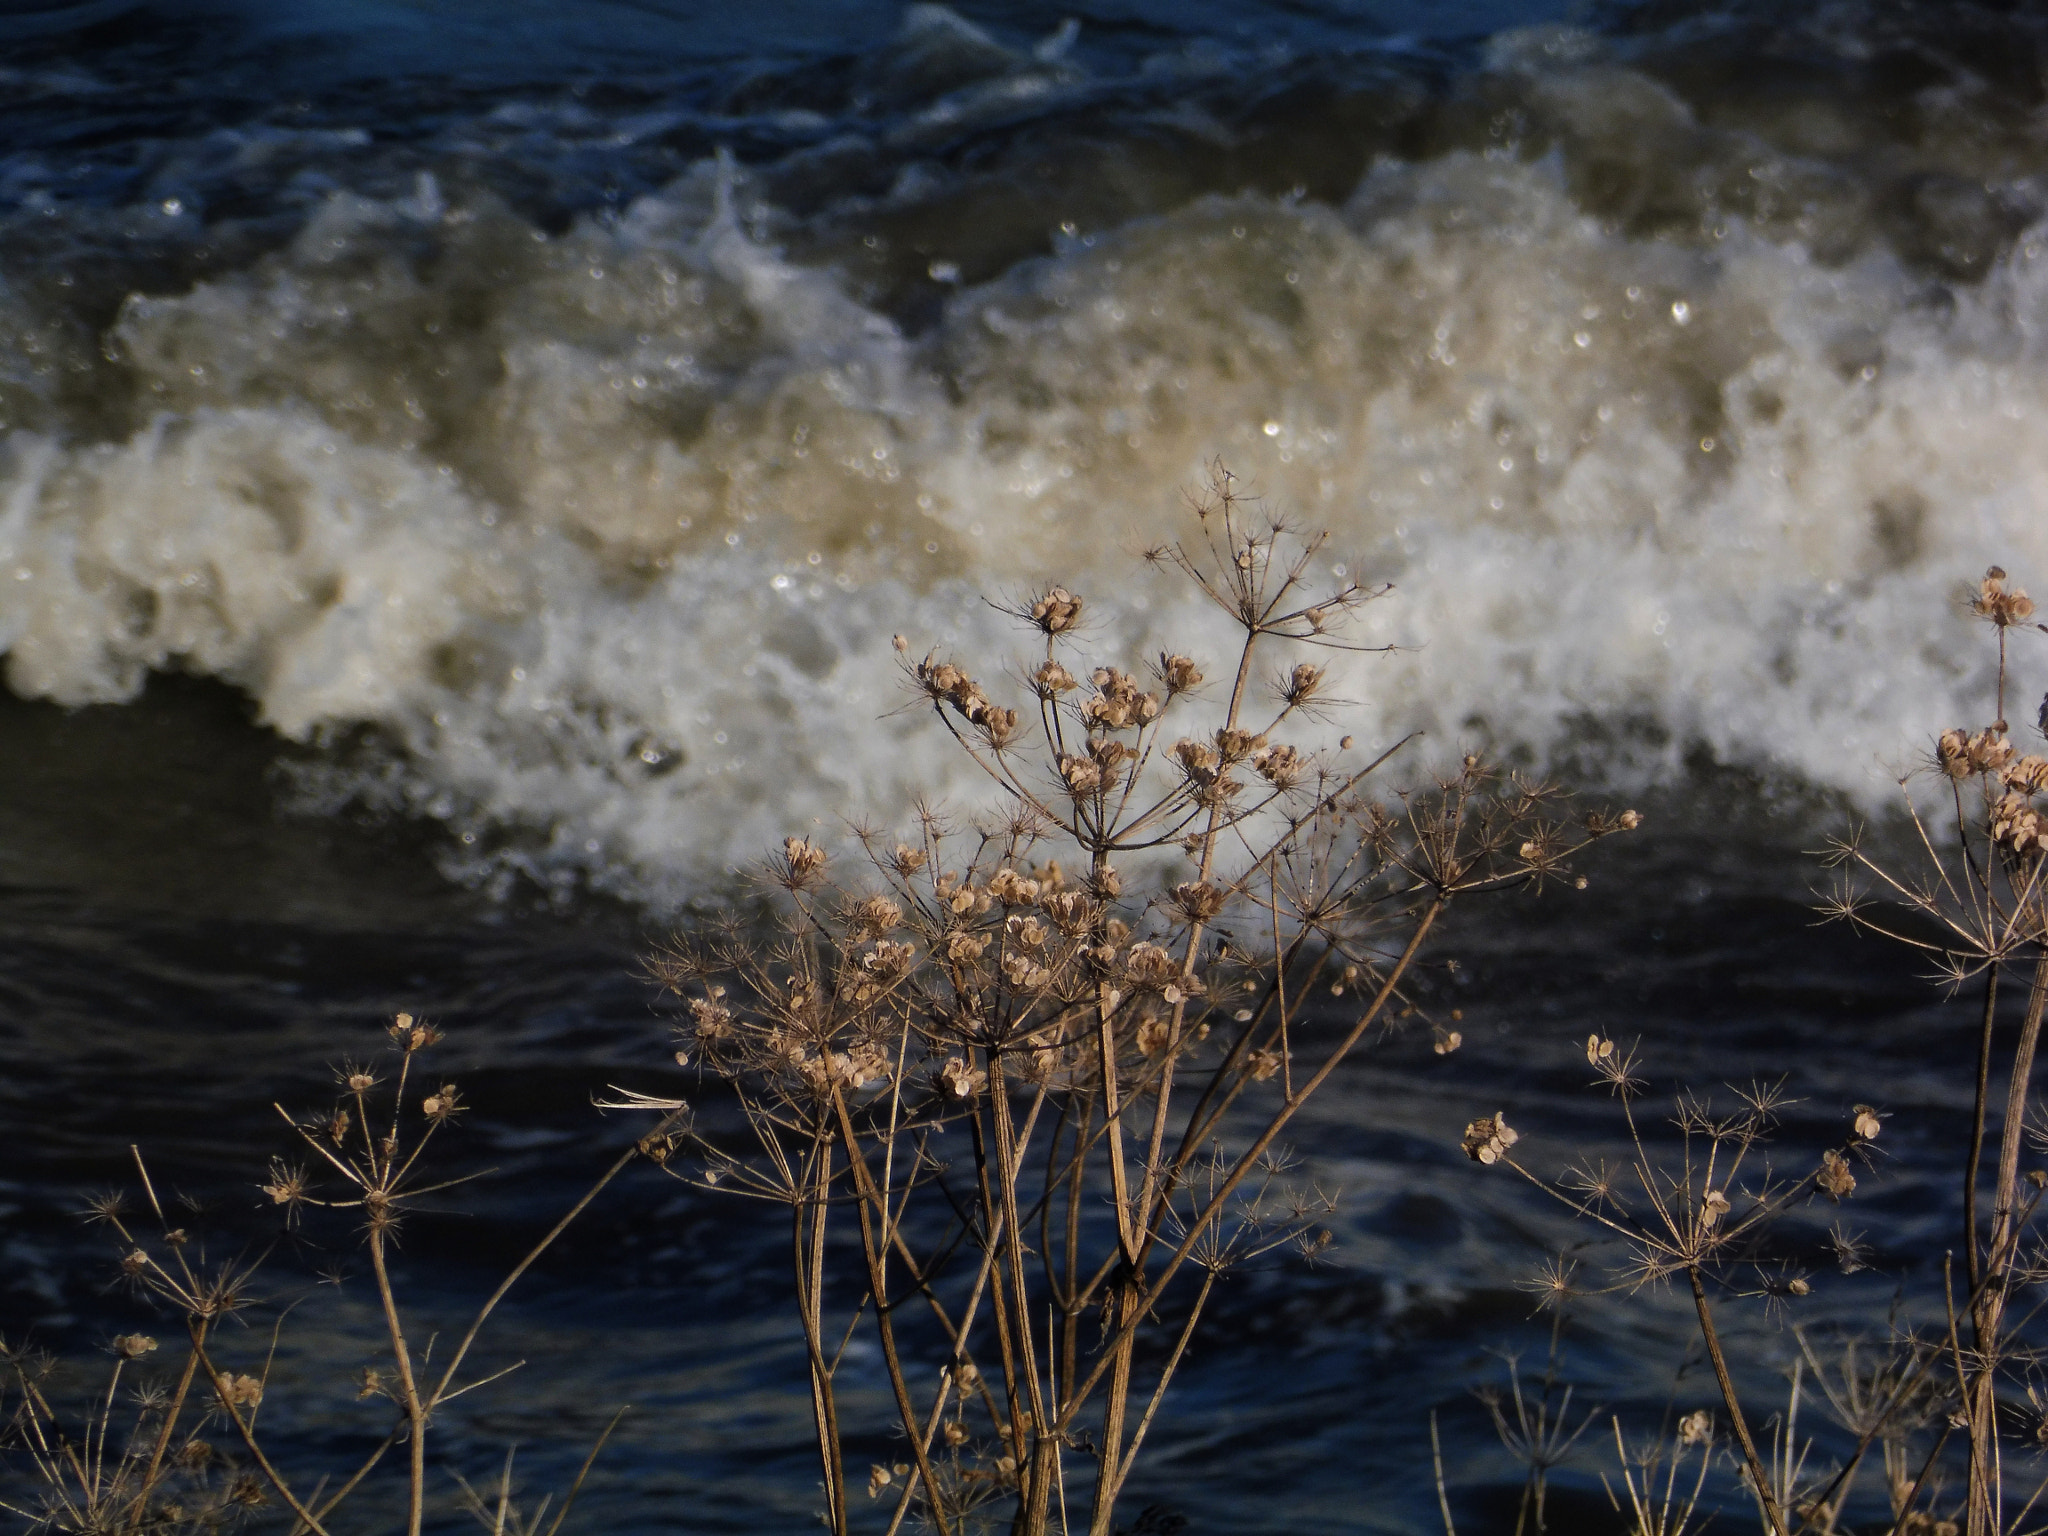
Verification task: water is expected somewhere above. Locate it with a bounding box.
[2,0,2044,1528]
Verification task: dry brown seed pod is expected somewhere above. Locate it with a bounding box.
[938,1056,987,1100]
[1281,662,1324,706]
[1028,585,1083,635]
[1976,566,2037,628]
[216,1374,264,1409]
[1818,1149,1858,1200]
[1699,1188,1731,1228]
[1158,653,1203,694]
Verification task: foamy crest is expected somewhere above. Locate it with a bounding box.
[4,122,2048,900]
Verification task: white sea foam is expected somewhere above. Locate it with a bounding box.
[4,117,2047,901]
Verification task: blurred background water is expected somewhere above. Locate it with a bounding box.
[3,0,2045,1528]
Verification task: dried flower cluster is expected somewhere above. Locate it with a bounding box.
[3,1015,677,1536]
[1464,563,2048,1536]
[639,465,1632,1536]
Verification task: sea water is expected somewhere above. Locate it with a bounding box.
[0,2,2038,1528]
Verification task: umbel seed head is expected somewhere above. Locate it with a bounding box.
[1463,1112,1519,1164]
[1029,585,1083,635]
[1976,565,2037,628]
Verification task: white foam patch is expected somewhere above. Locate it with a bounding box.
[2,137,2045,902]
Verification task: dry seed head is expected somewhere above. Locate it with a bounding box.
[782,836,828,885]
[121,1247,150,1278]
[1853,1104,1882,1140]
[849,895,903,935]
[826,1043,891,1089]
[113,1333,158,1359]
[176,1440,215,1470]
[2009,755,2048,794]
[688,995,734,1038]
[868,1465,894,1499]
[1462,1113,1520,1164]
[1171,880,1226,922]
[342,1064,378,1093]
[944,879,992,916]
[1946,727,2018,777]
[1586,1034,1614,1066]
[389,1013,442,1052]
[1032,659,1079,698]
[1251,742,1303,789]
[1699,1188,1731,1229]
[1817,1148,1857,1200]
[988,868,1041,905]
[261,1163,308,1208]
[216,1374,263,1410]
[421,1083,463,1121]
[1975,565,2037,628]
[1087,736,1134,771]
[1136,1016,1174,1056]
[892,633,908,652]
[1029,585,1083,635]
[1057,753,1104,794]
[1001,951,1053,989]
[1215,726,1261,764]
[1124,942,1178,989]
[946,930,989,962]
[1281,662,1324,707]
[938,1056,987,1101]
[1040,889,1096,932]
[1007,913,1049,949]
[1158,652,1203,695]
[1434,1030,1463,1055]
[891,843,927,876]
[1939,727,1973,778]
[1991,790,2048,857]
[861,938,917,977]
[977,704,1022,749]
[1248,1048,1283,1081]
[1678,1409,1713,1447]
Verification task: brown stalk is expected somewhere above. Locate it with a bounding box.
[830,1083,957,1536]
[367,1222,429,1536]
[189,1329,333,1536]
[1052,899,1443,1440]
[1686,1263,1788,1536]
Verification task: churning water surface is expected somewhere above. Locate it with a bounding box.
[2,1,2044,1530]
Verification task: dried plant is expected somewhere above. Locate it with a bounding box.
[631,464,1633,1536]
[1459,565,2048,1536]
[2,1018,678,1536]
